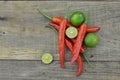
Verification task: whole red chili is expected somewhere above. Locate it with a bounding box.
[38,9,100,33]
[70,24,87,64]
[49,22,100,34]
[37,9,72,26]
[49,22,85,53]
[64,36,83,76]
[87,27,100,33]
[58,20,67,68]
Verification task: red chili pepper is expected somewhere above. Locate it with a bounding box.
[38,8,100,76]
[76,55,83,76]
[65,38,84,53]
[65,38,73,51]
[49,22,85,53]
[49,22,100,35]
[81,46,85,53]
[70,7,91,64]
[87,27,100,33]
[52,16,63,25]
[49,22,59,30]
[53,17,100,33]
[38,9,100,33]
[58,20,67,68]
[53,16,72,26]
[37,9,72,26]
[49,22,84,76]
[65,36,83,76]
[70,24,87,64]
[70,39,85,53]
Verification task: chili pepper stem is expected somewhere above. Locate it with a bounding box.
[82,53,94,68]
[45,25,58,34]
[37,9,53,20]
[64,5,72,20]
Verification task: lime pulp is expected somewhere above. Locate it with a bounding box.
[66,27,78,39]
[41,53,53,64]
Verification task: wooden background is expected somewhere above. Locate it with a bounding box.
[0,1,120,80]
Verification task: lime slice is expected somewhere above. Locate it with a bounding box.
[41,53,53,64]
[66,27,78,39]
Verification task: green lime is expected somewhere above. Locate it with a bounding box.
[41,53,53,64]
[66,27,78,39]
[70,11,85,27]
[84,33,99,48]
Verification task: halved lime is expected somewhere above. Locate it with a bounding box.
[41,53,53,64]
[66,27,78,39]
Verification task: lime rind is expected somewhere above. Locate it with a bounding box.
[84,33,99,48]
[70,11,85,27]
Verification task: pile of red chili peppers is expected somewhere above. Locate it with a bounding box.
[37,7,100,76]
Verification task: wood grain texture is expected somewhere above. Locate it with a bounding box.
[3,0,120,1]
[0,61,119,80]
[0,1,120,61]
[0,1,119,80]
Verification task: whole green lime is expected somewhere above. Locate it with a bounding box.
[84,33,99,48]
[70,11,85,27]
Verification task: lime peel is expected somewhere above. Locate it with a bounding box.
[84,33,99,48]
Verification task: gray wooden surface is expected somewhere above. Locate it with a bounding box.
[0,1,120,80]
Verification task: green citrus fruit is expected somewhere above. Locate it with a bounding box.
[84,33,99,48]
[70,11,85,27]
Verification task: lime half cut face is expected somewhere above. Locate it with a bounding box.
[41,53,53,64]
[66,27,78,39]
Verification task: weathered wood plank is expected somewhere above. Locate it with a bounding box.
[0,61,119,80]
[0,1,120,61]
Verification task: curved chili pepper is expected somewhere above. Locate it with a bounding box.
[87,27,100,32]
[37,9,70,26]
[70,24,87,64]
[49,22,59,30]
[58,20,67,68]
[70,7,89,64]
[65,38,73,51]
[37,9,100,33]
[49,22,83,76]
[49,22,85,53]
[76,55,83,76]
[53,16,73,26]
[65,37,83,76]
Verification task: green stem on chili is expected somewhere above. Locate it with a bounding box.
[45,25,58,34]
[82,53,94,68]
[37,9,74,27]
[37,9,53,20]
[65,5,72,20]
